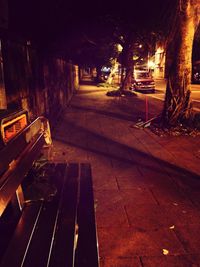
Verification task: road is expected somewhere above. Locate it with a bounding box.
[147,79,200,111]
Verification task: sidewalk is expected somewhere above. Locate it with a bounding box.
[51,80,200,267]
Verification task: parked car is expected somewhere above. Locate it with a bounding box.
[101,71,110,81]
[130,70,155,93]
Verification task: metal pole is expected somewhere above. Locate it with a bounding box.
[145,96,148,122]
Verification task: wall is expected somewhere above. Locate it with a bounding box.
[43,57,79,121]
[0,39,79,121]
[0,40,6,108]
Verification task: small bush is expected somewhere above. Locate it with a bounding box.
[106,89,122,96]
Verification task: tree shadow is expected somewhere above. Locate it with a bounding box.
[76,89,108,95]
[53,118,200,181]
[79,80,97,86]
[69,104,140,122]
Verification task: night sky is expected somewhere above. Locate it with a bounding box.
[9,0,173,44]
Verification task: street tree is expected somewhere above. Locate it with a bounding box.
[162,0,200,126]
[98,15,158,91]
[119,33,136,91]
[118,31,157,91]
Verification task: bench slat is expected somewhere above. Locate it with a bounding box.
[48,163,79,267]
[0,163,99,267]
[0,202,43,267]
[75,163,99,267]
[20,164,67,267]
[0,198,21,259]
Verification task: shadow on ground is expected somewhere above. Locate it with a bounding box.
[69,104,137,122]
[53,118,200,181]
[79,80,97,86]
[76,88,108,95]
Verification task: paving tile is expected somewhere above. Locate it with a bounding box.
[138,168,178,190]
[107,146,133,162]
[163,204,200,226]
[139,165,169,178]
[94,190,122,205]
[174,224,200,254]
[90,163,113,175]
[117,177,147,189]
[125,201,200,230]
[141,254,200,267]
[96,204,129,227]
[188,191,200,208]
[116,177,147,190]
[51,141,88,161]
[87,153,112,167]
[135,158,169,177]
[86,138,109,154]
[164,151,200,176]
[150,187,192,206]
[98,227,184,258]
[119,188,157,205]
[111,160,140,177]
[92,172,118,190]
[125,203,174,230]
[127,138,150,154]
[168,174,200,191]
[100,257,142,267]
[116,172,147,187]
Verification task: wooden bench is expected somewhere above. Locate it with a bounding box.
[0,115,99,267]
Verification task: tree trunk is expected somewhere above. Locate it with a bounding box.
[96,65,102,82]
[162,0,199,126]
[121,65,133,90]
[106,59,118,84]
[120,37,135,91]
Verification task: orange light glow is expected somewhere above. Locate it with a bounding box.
[2,114,27,143]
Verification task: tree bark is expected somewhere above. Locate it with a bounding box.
[120,37,135,91]
[96,65,102,82]
[106,59,118,84]
[162,0,199,126]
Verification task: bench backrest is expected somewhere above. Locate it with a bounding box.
[0,116,51,216]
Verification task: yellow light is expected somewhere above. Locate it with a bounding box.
[117,44,123,52]
[156,46,164,53]
[148,60,155,69]
[2,114,27,143]
[133,55,139,60]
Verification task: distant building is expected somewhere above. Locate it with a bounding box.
[153,43,166,79]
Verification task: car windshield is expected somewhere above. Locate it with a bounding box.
[135,72,151,79]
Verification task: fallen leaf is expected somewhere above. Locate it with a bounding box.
[162,249,169,255]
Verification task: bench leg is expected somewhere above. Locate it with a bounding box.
[15,185,24,211]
